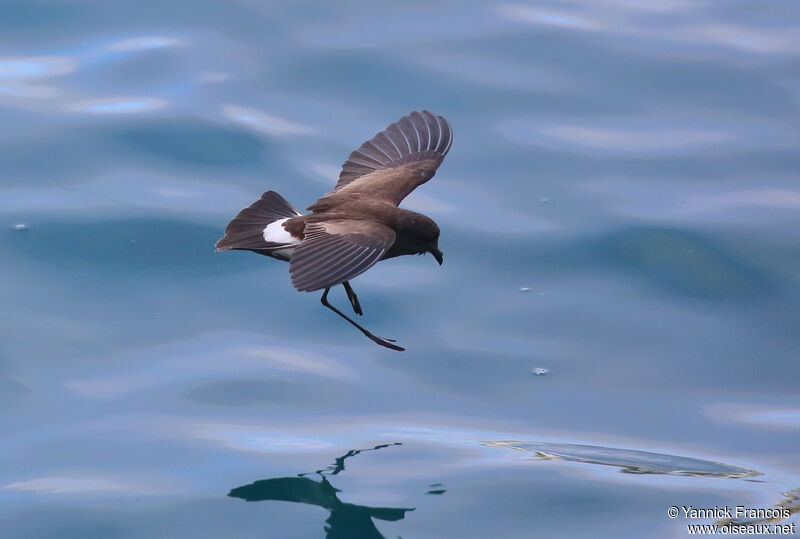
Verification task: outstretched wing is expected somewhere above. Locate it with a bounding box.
[309,110,453,209]
[337,110,453,189]
[289,220,396,292]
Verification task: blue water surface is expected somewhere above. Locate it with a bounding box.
[1,1,799,537]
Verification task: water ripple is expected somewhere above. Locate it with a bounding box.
[485,441,759,478]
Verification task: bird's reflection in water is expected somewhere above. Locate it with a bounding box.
[228,443,415,539]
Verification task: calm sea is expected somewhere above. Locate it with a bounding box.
[1,1,799,537]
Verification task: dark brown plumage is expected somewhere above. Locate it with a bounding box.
[216,110,453,350]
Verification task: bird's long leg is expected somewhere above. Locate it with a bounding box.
[342,281,362,316]
[320,288,404,351]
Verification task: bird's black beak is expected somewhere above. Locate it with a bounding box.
[430,248,444,266]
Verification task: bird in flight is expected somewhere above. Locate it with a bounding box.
[216,110,453,351]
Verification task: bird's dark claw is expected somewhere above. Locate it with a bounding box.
[370,336,404,352]
[322,286,404,351]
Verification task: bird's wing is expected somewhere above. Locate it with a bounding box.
[310,110,453,209]
[289,220,396,292]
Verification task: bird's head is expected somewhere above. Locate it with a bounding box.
[396,211,443,265]
[428,243,443,265]
[420,221,443,265]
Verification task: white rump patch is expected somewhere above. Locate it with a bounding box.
[263,218,296,244]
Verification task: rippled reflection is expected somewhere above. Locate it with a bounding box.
[221,104,318,136]
[497,1,800,54]
[68,96,167,114]
[706,403,800,428]
[0,56,74,79]
[485,441,759,478]
[228,443,415,539]
[0,56,74,103]
[108,36,183,51]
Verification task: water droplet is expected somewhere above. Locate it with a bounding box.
[520,287,530,292]
[13,224,28,231]
[530,368,549,376]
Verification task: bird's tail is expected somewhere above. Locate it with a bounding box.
[215,190,302,252]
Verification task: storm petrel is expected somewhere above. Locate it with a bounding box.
[216,110,453,351]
